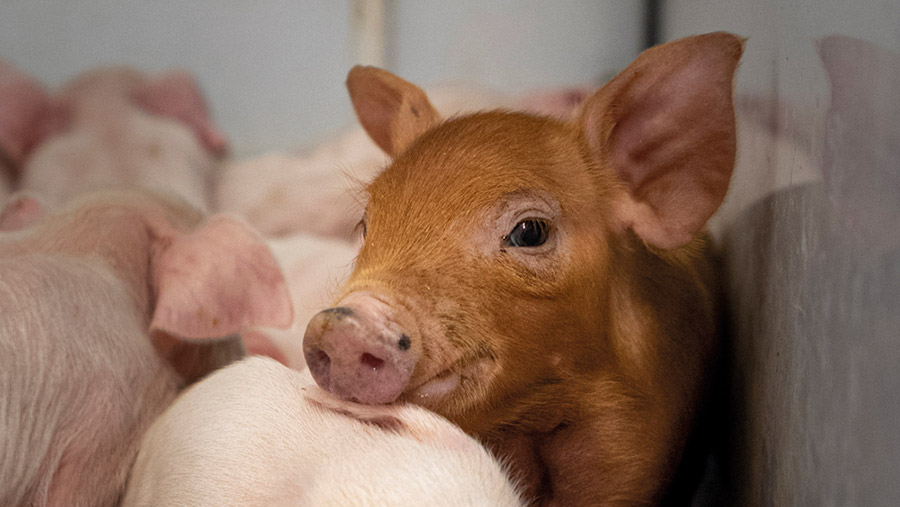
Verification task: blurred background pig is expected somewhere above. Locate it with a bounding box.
[122,356,525,507]
[18,67,227,212]
[0,189,292,507]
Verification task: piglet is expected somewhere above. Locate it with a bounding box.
[0,189,292,507]
[302,32,744,505]
[19,67,227,211]
[122,356,525,507]
[0,57,51,197]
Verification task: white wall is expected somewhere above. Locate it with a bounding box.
[0,1,643,157]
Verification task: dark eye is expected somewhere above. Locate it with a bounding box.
[504,218,551,248]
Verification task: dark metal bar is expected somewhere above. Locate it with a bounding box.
[644,0,661,49]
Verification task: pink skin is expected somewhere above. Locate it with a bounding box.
[304,292,418,404]
[0,193,43,231]
[215,148,385,240]
[0,176,10,202]
[20,66,227,212]
[0,57,51,185]
[122,357,524,507]
[132,69,229,156]
[516,85,594,120]
[0,189,291,507]
[246,233,358,369]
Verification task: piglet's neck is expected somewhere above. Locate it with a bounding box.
[604,231,718,398]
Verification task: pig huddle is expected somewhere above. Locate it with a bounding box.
[1,31,743,507]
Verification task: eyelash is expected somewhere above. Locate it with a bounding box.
[502,218,552,248]
[355,215,367,239]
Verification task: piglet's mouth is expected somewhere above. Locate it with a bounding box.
[404,356,494,404]
[411,370,461,401]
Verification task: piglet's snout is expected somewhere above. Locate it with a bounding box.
[303,306,417,404]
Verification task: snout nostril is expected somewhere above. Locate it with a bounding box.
[313,350,331,369]
[360,352,385,371]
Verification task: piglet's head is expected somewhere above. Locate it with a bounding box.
[132,69,230,156]
[303,33,743,430]
[43,67,229,157]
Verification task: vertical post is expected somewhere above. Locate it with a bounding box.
[350,0,386,67]
[644,0,661,49]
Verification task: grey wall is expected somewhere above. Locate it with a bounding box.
[0,1,642,157]
[663,1,900,505]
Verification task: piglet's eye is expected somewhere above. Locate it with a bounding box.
[504,218,551,248]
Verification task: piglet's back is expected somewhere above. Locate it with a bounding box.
[123,357,524,507]
[0,253,179,506]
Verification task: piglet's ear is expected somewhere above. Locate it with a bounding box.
[150,215,293,380]
[582,32,744,249]
[133,70,229,156]
[347,66,441,157]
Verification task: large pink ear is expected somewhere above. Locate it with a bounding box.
[582,32,745,249]
[0,58,52,170]
[346,66,441,157]
[150,215,293,380]
[133,69,229,156]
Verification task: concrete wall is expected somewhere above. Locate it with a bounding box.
[663,2,900,505]
[0,1,643,157]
